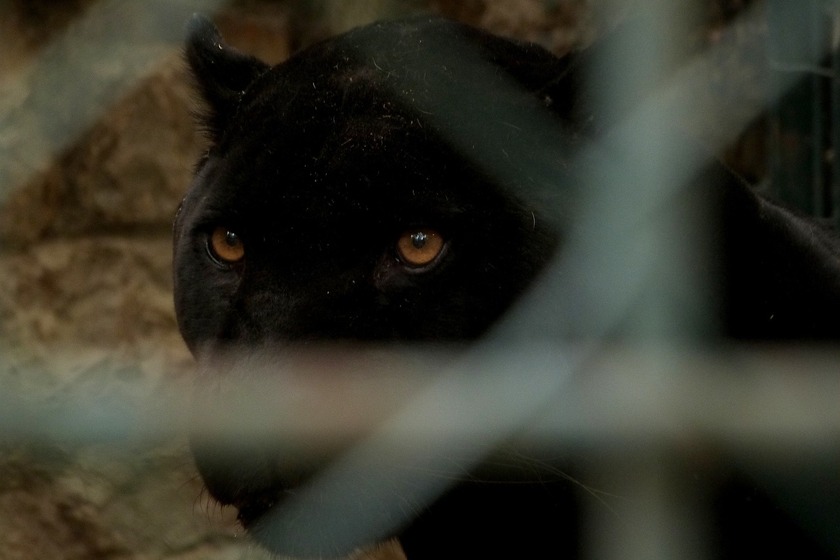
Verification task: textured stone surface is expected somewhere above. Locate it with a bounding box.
[0,3,295,559]
[432,0,595,53]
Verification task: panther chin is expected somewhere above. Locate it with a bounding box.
[211,465,408,559]
[235,497,278,531]
[191,440,347,557]
[187,344,434,558]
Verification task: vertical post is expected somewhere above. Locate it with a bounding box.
[577,2,707,557]
[766,0,828,217]
[830,9,840,225]
[583,450,707,560]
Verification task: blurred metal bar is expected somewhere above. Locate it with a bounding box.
[571,2,705,556]
[583,452,707,560]
[4,345,840,449]
[831,8,840,224]
[766,0,835,218]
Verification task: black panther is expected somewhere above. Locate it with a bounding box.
[173,14,840,559]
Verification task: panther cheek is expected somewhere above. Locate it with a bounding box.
[372,257,401,291]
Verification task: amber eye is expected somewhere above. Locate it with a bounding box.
[208,227,245,264]
[396,229,445,268]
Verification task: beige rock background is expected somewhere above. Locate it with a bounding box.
[0,1,761,558]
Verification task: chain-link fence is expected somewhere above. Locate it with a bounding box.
[2,1,839,559]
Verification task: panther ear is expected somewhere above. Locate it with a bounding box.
[532,48,595,135]
[462,25,592,133]
[536,15,679,137]
[185,14,270,139]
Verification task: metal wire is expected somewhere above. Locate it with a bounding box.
[3,1,840,559]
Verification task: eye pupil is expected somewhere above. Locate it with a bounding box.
[411,232,428,249]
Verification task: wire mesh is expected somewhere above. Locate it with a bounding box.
[2,1,840,559]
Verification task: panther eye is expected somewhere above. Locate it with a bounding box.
[396,229,444,268]
[208,227,245,264]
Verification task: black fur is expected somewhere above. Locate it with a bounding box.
[174,14,840,558]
